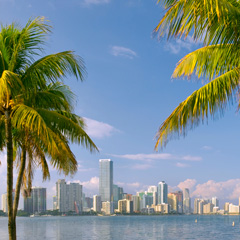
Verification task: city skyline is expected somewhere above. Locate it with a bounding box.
[1,0,240,211]
[2,158,240,215]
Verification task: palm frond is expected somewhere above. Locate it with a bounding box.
[8,17,51,73]
[155,0,240,45]
[24,82,75,112]
[22,51,86,91]
[0,70,23,106]
[37,109,98,153]
[173,44,240,80]
[155,68,240,149]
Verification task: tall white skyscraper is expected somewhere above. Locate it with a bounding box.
[2,191,15,213]
[99,159,113,202]
[211,197,219,207]
[56,179,82,213]
[158,181,168,204]
[148,186,158,205]
[183,188,191,214]
[93,195,102,212]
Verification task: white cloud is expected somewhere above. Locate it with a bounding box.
[165,36,196,54]
[192,179,240,200]
[110,46,137,59]
[177,179,197,192]
[83,0,110,5]
[77,164,95,172]
[175,162,189,168]
[132,164,152,170]
[116,181,147,194]
[173,178,240,203]
[111,153,202,162]
[181,155,202,161]
[83,117,119,139]
[202,145,213,150]
[72,177,99,195]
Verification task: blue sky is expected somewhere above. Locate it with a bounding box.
[1,0,240,209]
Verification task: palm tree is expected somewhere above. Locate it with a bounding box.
[12,82,97,221]
[154,0,240,149]
[0,18,98,240]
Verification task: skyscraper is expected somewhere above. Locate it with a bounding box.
[168,193,178,212]
[211,197,219,207]
[2,191,15,213]
[183,188,191,214]
[158,181,168,204]
[93,195,101,212]
[99,159,113,202]
[148,186,158,205]
[172,191,183,213]
[32,187,47,213]
[56,179,82,213]
[24,187,46,214]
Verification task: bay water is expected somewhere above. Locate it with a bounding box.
[0,215,240,240]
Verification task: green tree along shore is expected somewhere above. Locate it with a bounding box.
[154,0,240,149]
[0,17,98,240]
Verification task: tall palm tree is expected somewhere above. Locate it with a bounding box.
[0,18,98,240]
[154,0,240,149]
[12,82,97,221]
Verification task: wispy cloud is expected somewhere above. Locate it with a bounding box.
[192,179,240,200]
[83,0,110,5]
[132,164,153,170]
[110,46,137,59]
[77,164,96,172]
[165,36,197,54]
[111,153,202,162]
[116,181,147,194]
[177,179,197,192]
[84,117,119,139]
[202,145,213,150]
[174,178,240,202]
[175,162,190,168]
[71,177,99,195]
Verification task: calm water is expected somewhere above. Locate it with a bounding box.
[0,215,240,240]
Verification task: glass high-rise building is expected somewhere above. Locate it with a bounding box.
[32,187,47,213]
[56,179,83,213]
[24,187,46,214]
[183,188,191,214]
[99,159,113,202]
[158,181,168,204]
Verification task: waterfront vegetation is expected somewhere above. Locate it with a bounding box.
[0,17,98,240]
[154,0,240,149]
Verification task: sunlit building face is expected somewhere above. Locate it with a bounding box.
[99,159,113,202]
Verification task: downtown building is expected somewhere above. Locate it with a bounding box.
[24,187,47,214]
[55,179,83,213]
[148,186,158,205]
[93,195,102,212]
[99,159,113,202]
[158,181,168,204]
[183,188,191,214]
[2,190,15,213]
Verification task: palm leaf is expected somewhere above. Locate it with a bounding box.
[155,68,240,149]
[173,44,240,80]
[155,0,240,45]
[22,51,86,91]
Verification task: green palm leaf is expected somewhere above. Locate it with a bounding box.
[155,0,240,45]
[155,68,240,149]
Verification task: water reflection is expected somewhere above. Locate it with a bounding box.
[0,215,239,240]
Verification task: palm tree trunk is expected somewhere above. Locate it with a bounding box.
[13,145,26,219]
[5,109,15,240]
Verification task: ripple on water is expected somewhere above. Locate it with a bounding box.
[0,215,240,240]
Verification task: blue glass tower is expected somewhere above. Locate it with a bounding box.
[158,181,168,204]
[99,159,113,202]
